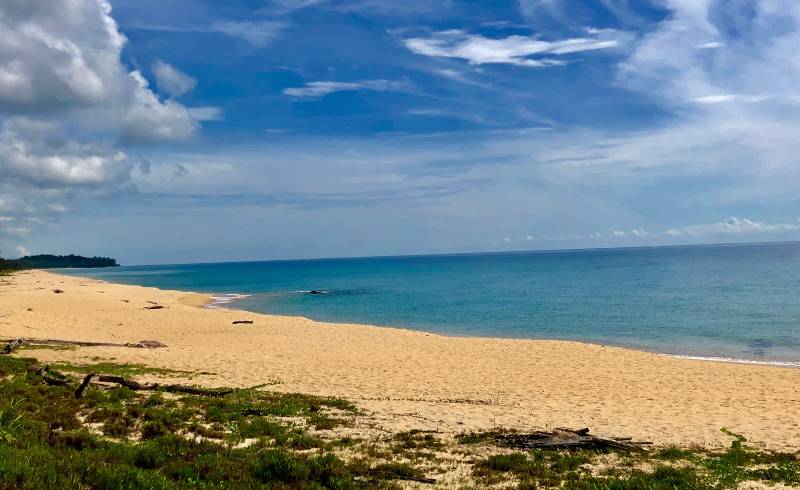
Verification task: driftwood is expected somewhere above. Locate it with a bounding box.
[0,337,167,350]
[143,305,165,310]
[495,428,650,452]
[95,375,233,397]
[30,366,70,386]
[52,289,64,294]
[24,366,233,399]
[75,373,97,398]
[232,320,253,325]
[2,338,24,355]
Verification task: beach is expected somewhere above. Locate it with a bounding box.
[2,269,799,451]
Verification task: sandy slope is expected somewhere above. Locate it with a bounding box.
[1,270,798,450]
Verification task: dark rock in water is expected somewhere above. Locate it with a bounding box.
[308,290,325,295]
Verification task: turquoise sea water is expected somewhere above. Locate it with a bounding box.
[59,242,800,364]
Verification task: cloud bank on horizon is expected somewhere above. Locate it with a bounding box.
[1,0,799,263]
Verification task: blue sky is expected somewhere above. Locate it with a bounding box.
[1,0,800,264]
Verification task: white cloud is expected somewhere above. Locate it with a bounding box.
[0,0,125,113]
[284,79,414,99]
[403,29,625,67]
[188,106,224,122]
[211,20,286,47]
[152,60,196,97]
[619,0,800,109]
[0,0,212,250]
[15,245,30,257]
[120,71,198,144]
[0,118,129,187]
[665,217,800,237]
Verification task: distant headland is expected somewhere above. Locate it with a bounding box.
[0,254,118,270]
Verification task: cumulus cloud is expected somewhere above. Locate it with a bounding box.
[0,118,129,187]
[603,218,800,241]
[284,79,414,99]
[152,60,196,97]
[665,217,800,237]
[15,245,30,257]
[403,29,625,67]
[0,0,211,251]
[0,0,125,113]
[120,71,198,144]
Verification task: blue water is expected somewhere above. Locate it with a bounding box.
[58,242,800,364]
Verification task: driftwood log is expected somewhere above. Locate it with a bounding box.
[1,337,166,350]
[23,366,234,399]
[2,338,24,354]
[495,428,650,452]
[94,375,234,397]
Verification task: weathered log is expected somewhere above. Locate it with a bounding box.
[96,374,233,397]
[0,337,167,349]
[232,320,253,325]
[495,428,649,452]
[2,338,24,355]
[75,373,97,398]
[36,367,70,387]
[142,305,165,310]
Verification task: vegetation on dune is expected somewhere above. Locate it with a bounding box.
[0,354,798,489]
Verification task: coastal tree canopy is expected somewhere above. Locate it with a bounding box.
[0,254,117,270]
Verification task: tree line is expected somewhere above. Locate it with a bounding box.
[0,254,118,270]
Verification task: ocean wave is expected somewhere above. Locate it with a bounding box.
[670,354,800,368]
[206,293,252,309]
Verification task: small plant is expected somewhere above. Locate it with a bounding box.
[0,398,24,443]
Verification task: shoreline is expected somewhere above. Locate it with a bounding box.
[68,269,800,369]
[3,269,800,450]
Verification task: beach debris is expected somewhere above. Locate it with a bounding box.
[28,365,70,387]
[125,340,168,349]
[1,339,24,355]
[74,373,97,399]
[232,320,253,324]
[0,337,167,350]
[494,428,650,452]
[52,289,64,294]
[21,364,232,399]
[143,305,165,310]
[92,375,234,397]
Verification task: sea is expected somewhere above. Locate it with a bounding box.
[58,242,800,366]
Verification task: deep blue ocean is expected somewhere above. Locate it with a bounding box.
[59,242,800,364]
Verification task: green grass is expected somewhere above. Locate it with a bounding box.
[50,361,190,377]
[2,355,799,489]
[0,356,398,489]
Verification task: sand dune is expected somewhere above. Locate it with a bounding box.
[2,270,798,450]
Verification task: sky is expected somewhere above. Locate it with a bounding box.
[1,0,800,265]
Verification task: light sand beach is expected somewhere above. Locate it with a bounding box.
[2,269,799,450]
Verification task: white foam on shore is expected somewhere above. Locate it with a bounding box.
[671,354,800,368]
[206,293,251,309]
